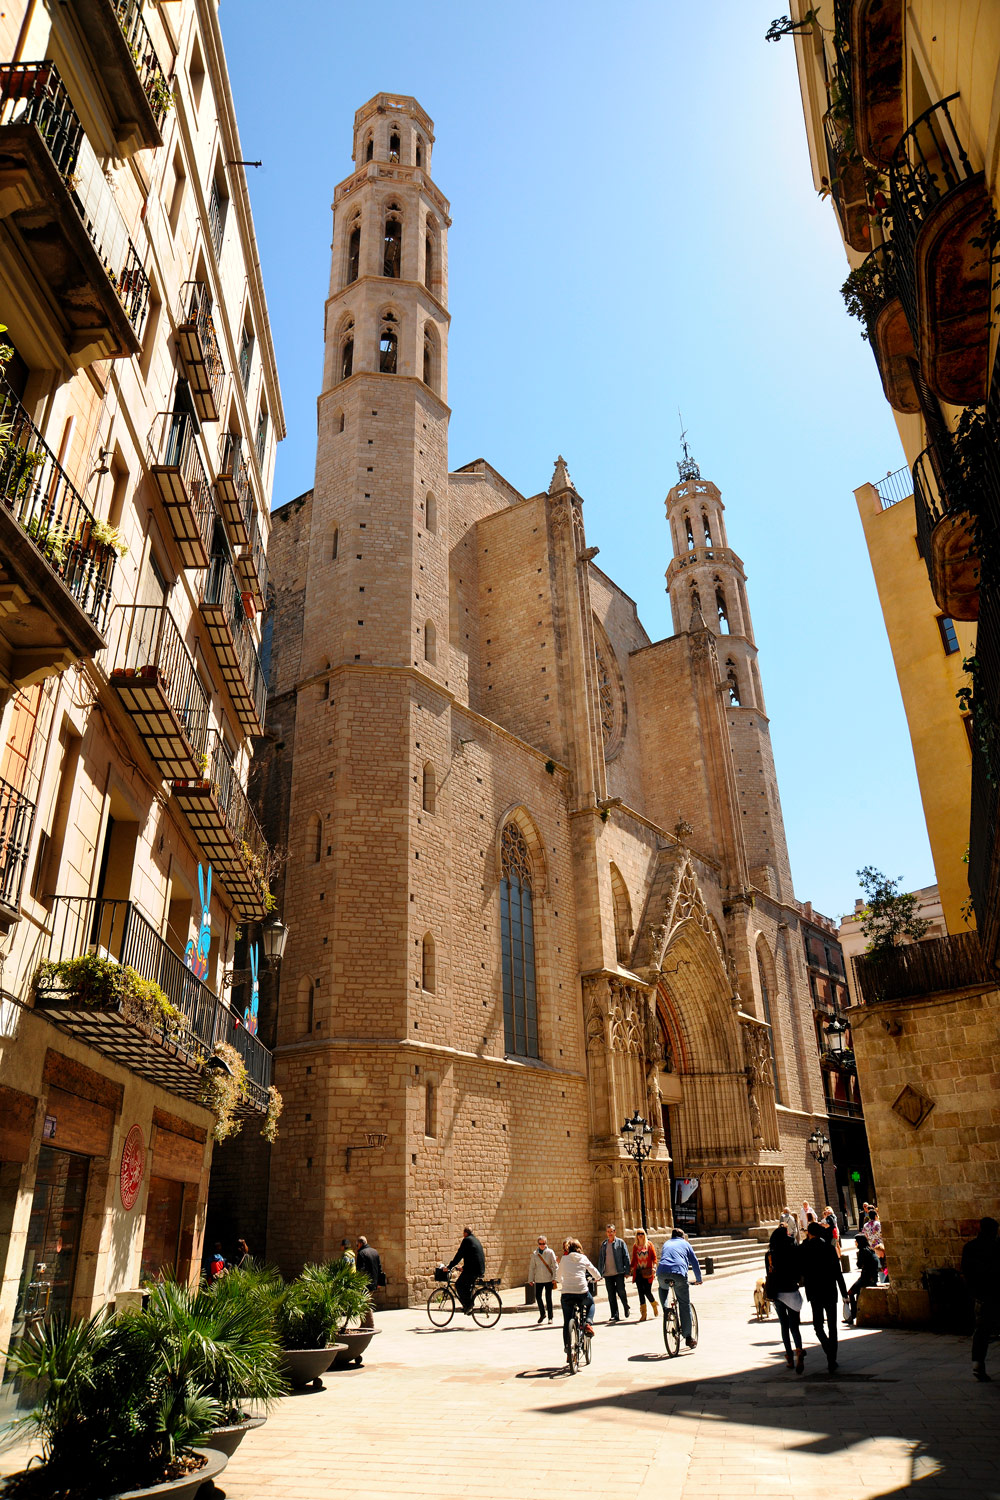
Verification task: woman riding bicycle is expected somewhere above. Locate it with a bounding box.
[559,1238,599,1339]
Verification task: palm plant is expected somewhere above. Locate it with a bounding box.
[274,1264,346,1351]
[321,1258,374,1329]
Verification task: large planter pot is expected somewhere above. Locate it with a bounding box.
[108,1446,229,1500]
[280,1343,347,1388]
[206,1415,266,1457]
[331,1326,381,1368]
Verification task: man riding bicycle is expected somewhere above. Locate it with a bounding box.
[559,1238,599,1340]
[656,1228,702,1348]
[447,1226,486,1314]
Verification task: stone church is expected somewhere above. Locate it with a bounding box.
[254,94,828,1299]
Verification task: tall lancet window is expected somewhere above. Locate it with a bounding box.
[703,512,713,546]
[379,314,398,374]
[685,514,695,549]
[383,209,402,278]
[500,822,538,1059]
[346,221,361,284]
[716,587,730,632]
[757,951,783,1103]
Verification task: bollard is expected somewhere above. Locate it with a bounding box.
[704,1255,714,1275]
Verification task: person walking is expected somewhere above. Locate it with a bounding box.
[559,1238,600,1340]
[656,1229,702,1349]
[528,1234,559,1324]
[630,1229,658,1321]
[597,1223,632,1322]
[821,1206,840,1255]
[447,1226,485,1315]
[800,1220,848,1372]
[779,1206,800,1244]
[765,1222,804,1371]
[356,1236,382,1327]
[844,1234,879,1325]
[340,1238,356,1269]
[961,1215,1000,1382]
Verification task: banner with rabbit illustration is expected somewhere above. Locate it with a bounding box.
[185,864,212,981]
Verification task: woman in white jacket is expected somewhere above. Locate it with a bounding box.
[528,1235,559,1324]
[558,1238,600,1342]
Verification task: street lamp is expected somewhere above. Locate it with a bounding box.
[620,1109,654,1233]
[807,1127,832,1215]
[824,1015,849,1055]
[260,913,289,966]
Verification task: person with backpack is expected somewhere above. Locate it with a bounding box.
[765,1222,804,1371]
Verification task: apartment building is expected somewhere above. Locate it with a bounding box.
[784,0,999,1322]
[0,0,283,1392]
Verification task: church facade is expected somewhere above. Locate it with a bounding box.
[257,94,828,1299]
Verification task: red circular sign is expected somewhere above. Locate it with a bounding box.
[119,1124,145,1210]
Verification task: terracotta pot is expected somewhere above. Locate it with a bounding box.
[206,1414,266,1456]
[107,1445,228,1500]
[331,1326,381,1367]
[279,1343,347,1388]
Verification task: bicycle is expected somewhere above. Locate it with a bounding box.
[660,1278,699,1357]
[426,1267,502,1328]
[563,1294,593,1375]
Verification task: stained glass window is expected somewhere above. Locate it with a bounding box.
[500,822,538,1058]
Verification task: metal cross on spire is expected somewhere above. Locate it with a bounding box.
[677,410,701,482]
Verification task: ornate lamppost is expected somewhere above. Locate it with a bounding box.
[807,1127,832,1215]
[620,1109,653,1233]
[260,913,290,966]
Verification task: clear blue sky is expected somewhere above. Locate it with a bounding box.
[222,0,936,923]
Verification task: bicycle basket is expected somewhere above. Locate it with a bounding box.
[433,1266,450,1282]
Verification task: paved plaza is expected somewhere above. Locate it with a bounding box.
[3,1266,997,1499]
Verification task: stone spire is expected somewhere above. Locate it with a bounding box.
[549,455,574,494]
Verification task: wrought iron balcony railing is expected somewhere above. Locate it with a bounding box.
[0,61,149,339]
[969,567,1000,965]
[215,433,253,549]
[0,380,115,633]
[199,556,267,734]
[842,244,920,414]
[109,0,171,129]
[912,416,983,617]
[852,931,992,1005]
[172,730,271,919]
[0,776,35,916]
[177,282,224,424]
[36,896,272,1110]
[151,410,215,571]
[875,465,911,509]
[106,604,210,779]
[236,503,268,611]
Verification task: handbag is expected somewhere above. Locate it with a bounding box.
[377,1270,387,1288]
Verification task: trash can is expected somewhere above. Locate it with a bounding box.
[704,1255,714,1276]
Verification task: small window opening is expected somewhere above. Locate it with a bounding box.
[425,492,437,533]
[726,660,741,706]
[703,512,713,546]
[337,410,345,433]
[341,333,354,381]
[389,131,400,163]
[424,1080,436,1136]
[379,323,398,374]
[422,932,436,992]
[416,138,423,169]
[424,619,436,664]
[716,588,729,632]
[685,514,695,550]
[422,761,436,813]
[331,528,339,560]
[383,216,402,278]
[309,813,322,863]
[365,135,374,162]
[423,339,432,387]
[938,615,960,655]
[424,235,433,290]
[346,222,361,284]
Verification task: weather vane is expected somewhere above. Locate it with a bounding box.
[677,409,701,482]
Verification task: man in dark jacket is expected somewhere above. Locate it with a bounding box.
[961,1216,1000,1382]
[448,1227,485,1313]
[356,1236,382,1327]
[845,1235,879,1325]
[597,1223,631,1322]
[799,1221,848,1371]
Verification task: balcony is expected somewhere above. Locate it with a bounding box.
[0,380,115,687]
[890,95,991,405]
[235,504,268,612]
[851,931,993,1005]
[874,464,911,509]
[0,61,149,365]
[172,732,271,920]
[912,421,983,620]
[72,0,171,152]
[215,433,252,549]
[824,102,871,252]
[969,569,1000,968]
[0,777,35,928]
[845,0,904,167]
[150,410,214,570]
[177,282,224,424]
[106,605,210,780]
[826,1098,865,1120]
[199,556,266,735]
[843,244,918,412]
[33,897,272,1111]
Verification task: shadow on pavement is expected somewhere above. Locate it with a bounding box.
[529,1326,999,1500]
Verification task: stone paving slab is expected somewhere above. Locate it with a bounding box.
[2,1267,998,1498]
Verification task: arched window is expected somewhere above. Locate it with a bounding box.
[379,315,398,374]
[308,812,322,863]
[421,932,436,992]
[685,514,695,549]
[716,587,729,632]
[702,511,713,546]
[424,234,433,290]
[610,864,632,966]
[690,584,701,614]
[726,660,741,706]
[337,410,345,433]
[389,131,400,163]
[415,138,423,169]
[757,946,783,1103]
[298,975,315,1034]
[365,134,373,162]
[425,492,437,534]
[320,657,330,702]
[340,328,354,381]
[422,761,436,813]
[346,221,361,284]
[424,619,436,664]
[383,210,402,278]
[500,821,538,1058]
[331,528,339,560]
[423,336,433,388]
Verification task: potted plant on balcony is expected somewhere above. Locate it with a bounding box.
[76,515,129,560]
[32,953,181,1038]
[1,1309,229,1499]
[274,1264,349,1389]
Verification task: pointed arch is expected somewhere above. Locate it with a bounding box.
[425,490,438,534]
[610,863,632,966]
[423,618,436,664]
[339,319,354,381]
[297,975,315,1034]
[702,510,713,546]
[421,932,436,992]
[499,818,538,1058]
[684,513,695,549]
[726,659,741,705]
[307,812,322,863]
[754,933,784,1104]
[422,760,436,813]
[345,214,361,285]
[423,322,439,392]
[382,205,402,278]
[378,309,398,373]
[716,587,730,632]
[492,803,548,894]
